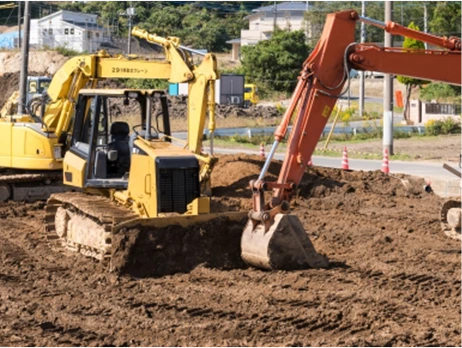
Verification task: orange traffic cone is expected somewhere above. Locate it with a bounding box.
[342,146,349,170]
[260,143,265,158]
[381,149,390,174]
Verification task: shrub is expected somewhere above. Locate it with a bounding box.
[420,83,461,102]
[222,134,276,146]
[425,118,461,135]
[56,46,81,57]
[275,103,286,115]
[123,78,169,90]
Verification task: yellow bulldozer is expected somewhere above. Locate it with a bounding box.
[45,88,246,265]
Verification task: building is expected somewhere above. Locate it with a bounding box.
[227,2,310,61]
[29,10,111,53]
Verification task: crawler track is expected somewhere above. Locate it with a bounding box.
[0,170,66,202]
[45,192,138,260]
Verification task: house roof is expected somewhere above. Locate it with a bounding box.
[253,2,309,13]
[37,10,98,23]
[65,21,106,31]
[226,38,241,44]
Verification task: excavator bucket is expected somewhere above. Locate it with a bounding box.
[241,214,329,270]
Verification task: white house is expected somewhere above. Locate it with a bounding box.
[227,2,310,61]
[30,10,111,53]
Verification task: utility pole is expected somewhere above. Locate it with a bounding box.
[401,2,404,24]
[17,1,21,49]
[383,1,394,155]
[18,1,30,115]
[423,2,428,49]
[273,1,277,31]
[305,1,309,40]
[359,1,366,118]
[126,3,135,55]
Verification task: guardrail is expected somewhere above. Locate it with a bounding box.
[198,125,426,139]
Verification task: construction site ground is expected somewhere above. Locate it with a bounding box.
[0,154,460,347]
[0,53,460,346]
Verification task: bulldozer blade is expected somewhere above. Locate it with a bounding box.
[241,214,329,270]
[110,211,249,277]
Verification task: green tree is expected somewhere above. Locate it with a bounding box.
[420,83,461,103]
[304,2,385,44]
[241,29,310,94]
[430,1,461,37]
[397,22,428,121]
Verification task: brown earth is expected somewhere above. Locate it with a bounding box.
[0,73,280,123]
[0,154,460,346]
[158,95,280,120]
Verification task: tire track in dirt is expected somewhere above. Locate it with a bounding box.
[0,155,460,346]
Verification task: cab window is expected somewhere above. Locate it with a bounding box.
[29,81,37,94]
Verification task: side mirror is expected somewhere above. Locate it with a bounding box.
[107,150,118,162]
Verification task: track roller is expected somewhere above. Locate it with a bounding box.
[441,199,462,240]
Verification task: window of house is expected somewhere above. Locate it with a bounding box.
[48,28,53,35]
[95,32,100,38]
[87,31,92,39]
[64,28,69,35]
[70,28,74,35]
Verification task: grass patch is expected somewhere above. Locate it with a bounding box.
[207,137,414,161]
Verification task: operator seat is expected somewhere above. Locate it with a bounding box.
[108,121,130,176]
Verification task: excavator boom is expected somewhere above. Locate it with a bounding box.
[242,10,461,270]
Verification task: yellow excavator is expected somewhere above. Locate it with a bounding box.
[0,28,219,202]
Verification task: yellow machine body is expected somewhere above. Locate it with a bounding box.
[63,136,211,218]
[0,121,63,170]
[244,83,259,106]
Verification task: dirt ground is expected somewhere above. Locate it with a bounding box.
[0,154,460,346]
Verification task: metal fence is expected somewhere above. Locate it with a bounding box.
[425,103,461,115]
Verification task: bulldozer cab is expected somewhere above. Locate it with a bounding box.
[65,89,171,190]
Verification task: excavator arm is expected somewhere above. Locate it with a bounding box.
[241,10,461,270]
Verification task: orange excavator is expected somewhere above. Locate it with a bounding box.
[241,10,461,270]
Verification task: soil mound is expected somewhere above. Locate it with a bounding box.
[167,95,280,119]
[210,154,434,212]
